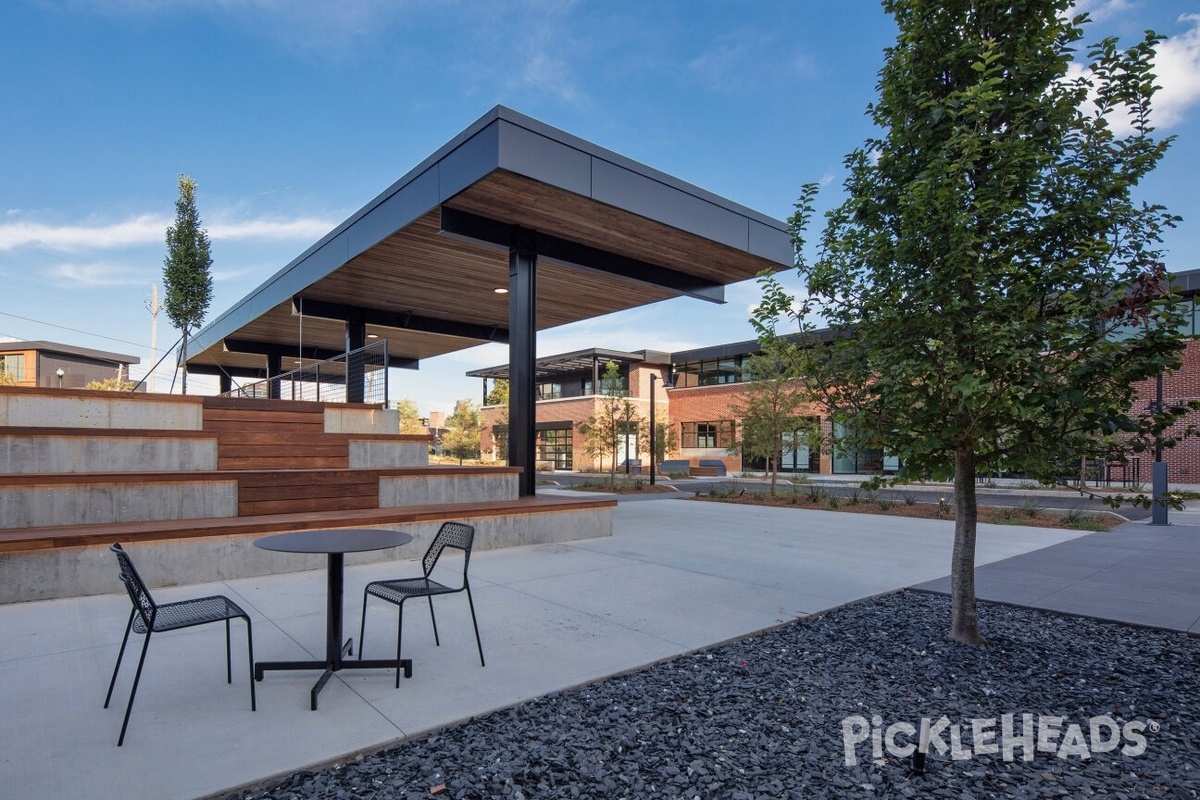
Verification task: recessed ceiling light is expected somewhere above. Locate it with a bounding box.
[494,287,509,294]
[367,333,380,339]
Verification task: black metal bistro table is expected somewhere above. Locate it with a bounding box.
[254,528,413,709]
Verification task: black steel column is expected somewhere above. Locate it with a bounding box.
[219,373,232,394]
[267,354,282,400]
[345,320,366,404]
[509,227,537,497]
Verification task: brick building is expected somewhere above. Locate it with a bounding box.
[469,274,1200,481]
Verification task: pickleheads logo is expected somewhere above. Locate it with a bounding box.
[841,713,1156,767]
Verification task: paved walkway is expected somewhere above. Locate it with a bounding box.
[0,495,1194,800]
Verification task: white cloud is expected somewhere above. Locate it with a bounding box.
[207,216,338,242]
[1062,13,1200,135]
[1151,14,1200,129]
[0,212,336,252]
[1070,0,1133,24]
[48,261,146,288]
[0,215,168,252]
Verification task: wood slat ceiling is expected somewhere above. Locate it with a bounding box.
[188,169,777,374]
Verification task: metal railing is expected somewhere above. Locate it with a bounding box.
[222,341,389,406]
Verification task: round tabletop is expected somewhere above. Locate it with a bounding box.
[254,528,413,554]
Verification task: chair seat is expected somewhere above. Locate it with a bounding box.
[365,578,455,605]
[132,595,250,634]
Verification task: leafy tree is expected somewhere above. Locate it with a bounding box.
[578,361,641,484]
[442,399,482,464]
[163,174,214,395]
[395,398,424,434]
[485,379,509,406]
[729,340,814,495]
[85,376,137,391]
[760,0,1187,644]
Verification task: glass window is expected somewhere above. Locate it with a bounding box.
[681,421,736,449]
[0,354,24,382]
[537,428,573,470]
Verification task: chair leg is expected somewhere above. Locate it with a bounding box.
[394,600,406,688]
[244,616,256,712]
[465,584,485,668]
[117,631,153,747]
[358,589,370,660]
[225,618,233,684]
[104,609,136,710]
[427,595,440,646]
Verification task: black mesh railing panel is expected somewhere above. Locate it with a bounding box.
[222,340,389,406]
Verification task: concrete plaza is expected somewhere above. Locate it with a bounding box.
[1,493,1195,800]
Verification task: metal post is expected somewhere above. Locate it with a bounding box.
[1151,372,1169,525]
[345,321,366,404]
[509,228,537,497]
[650,374,657,485]
[650,372,672,485]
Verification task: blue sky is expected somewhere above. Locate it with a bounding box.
[3,0,1199,415]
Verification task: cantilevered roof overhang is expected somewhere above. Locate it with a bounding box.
[186,106,791,379]
[186,106,790,495]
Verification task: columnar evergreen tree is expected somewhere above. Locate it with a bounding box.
[759,0,1188,643]
[163,174,213,395]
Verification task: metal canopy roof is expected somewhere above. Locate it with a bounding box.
[186,106,791,379]
[466,348,649,381]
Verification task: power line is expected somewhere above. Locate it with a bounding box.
[0,311,154,350]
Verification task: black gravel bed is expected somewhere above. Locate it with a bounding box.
[224,591,1200,799]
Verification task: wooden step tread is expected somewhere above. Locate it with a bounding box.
[0,496,616,553]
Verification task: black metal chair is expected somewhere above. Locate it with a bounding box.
[104,543,256,746]
[358,521,485,686]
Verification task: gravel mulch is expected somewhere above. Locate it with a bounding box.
[224,591,1200,799]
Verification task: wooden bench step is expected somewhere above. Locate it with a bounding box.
[0,496,617,553]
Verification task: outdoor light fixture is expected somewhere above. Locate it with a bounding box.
[493,287,509,294]
[55,367,64,388]
[649,372,673,485]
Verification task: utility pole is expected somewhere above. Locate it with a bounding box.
[145,283,164,393]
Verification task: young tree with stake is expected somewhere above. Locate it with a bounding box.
[163,174,213,395]
[760,0,1188,643]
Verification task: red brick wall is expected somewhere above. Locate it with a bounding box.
[664,384,826,473]
[1132,338,1200,484]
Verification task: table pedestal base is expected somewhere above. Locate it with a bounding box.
[255,639,413,710]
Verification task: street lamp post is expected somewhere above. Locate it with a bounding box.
[649,372,673,485]
[1151,371,1169,526]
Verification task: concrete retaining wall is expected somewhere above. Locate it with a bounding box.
[325,406,400,434]
[0,506,612,603]
[380,472,517,505]
[0,481,237,529]
[0,389,203,430]
[349,440,429,468]
[0,435,218,474]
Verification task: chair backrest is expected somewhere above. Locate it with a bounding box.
[111,543,157,628]
[422,522,475,578]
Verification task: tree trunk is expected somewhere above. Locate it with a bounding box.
[180,329,189,395]
[949,448,985,644]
